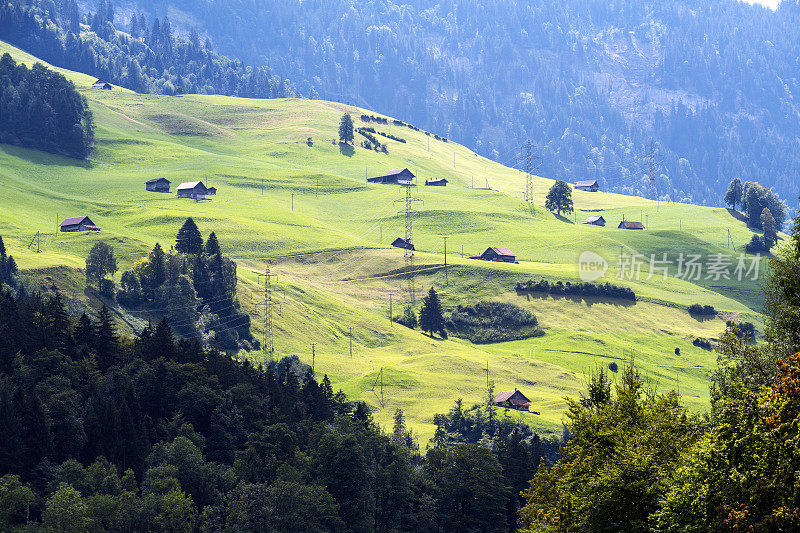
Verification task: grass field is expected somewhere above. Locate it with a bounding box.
[0,40,774,442]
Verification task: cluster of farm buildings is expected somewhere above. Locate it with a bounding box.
[59,179,217,232]
[372,170,644,263]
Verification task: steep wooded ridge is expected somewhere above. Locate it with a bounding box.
[0,0,294,99]
[104,0,800,208]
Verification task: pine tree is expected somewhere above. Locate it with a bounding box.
[175,218,204,255]
[95,305,119,369]
[204,232,221,256]
[149,243,167,289]
[393,408,406,444]
[193,255,211,301]
[73,312,95,349]
[339,113,354,144]
[418,287,447,338]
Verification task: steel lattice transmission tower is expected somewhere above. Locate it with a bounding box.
[524,140,533,203]
[257,267,280,356]
[523,140,541,212]
[647,140,662,211]
[396,182,422,311]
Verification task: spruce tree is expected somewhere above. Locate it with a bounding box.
[204,232,221,256]
[175,218,204,255]
[95,305,118,369]
[419,287,447,338]
[149,243,167,289]
[338,113,354,144]
[73,312,95,349]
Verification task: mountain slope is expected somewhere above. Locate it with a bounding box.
[108,0,800,208]
[0,40,769,439]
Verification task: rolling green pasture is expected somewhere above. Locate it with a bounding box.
[0,40,771,441]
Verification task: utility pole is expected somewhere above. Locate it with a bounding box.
[486,360,489,389]
[380,367,384,406]
[261,178,264,195]
[349,327,353,358]
[395,182,422,312]
[291,193,294,212]
[312,343,316,372]
[389,293,393,323]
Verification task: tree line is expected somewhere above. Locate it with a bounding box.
[0,53,94,159]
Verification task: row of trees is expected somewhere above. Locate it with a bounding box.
[518,205,800,531]
[0,281,556,531]
[724,177,785,251]
[0,53,94,158]
[0,1,294,99]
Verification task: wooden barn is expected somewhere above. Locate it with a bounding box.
[368,168,415,185]
[493,389,531,411]
[470,247,517,263]
[177,181,209,200]
[575,179,599,192]
[582,215,606,226]
[92,80,113,90]
[618,221,645,230]
[60,216,100,232]
[391,237,415,251]
[145,178,171,193]
[425,178,448,186]
[206,186,217,195]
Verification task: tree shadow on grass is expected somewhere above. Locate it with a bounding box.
[726,208,747,223]
[517,290,636,308]
[338,142,355,157]
[1,143,93,169]
[553,212,575,224]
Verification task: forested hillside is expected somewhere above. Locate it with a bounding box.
[104,0,800,209]
[0,0,294,98]
[0,280,555,531]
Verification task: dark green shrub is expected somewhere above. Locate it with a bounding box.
[445,301,543,344]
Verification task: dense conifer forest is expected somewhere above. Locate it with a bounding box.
[0,0,294,98]
[0,234,557,531]
[0,53,93,158]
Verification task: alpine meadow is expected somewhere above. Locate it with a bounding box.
[1,1,800,531]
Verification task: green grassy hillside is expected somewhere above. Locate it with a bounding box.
[0,40,770,441]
